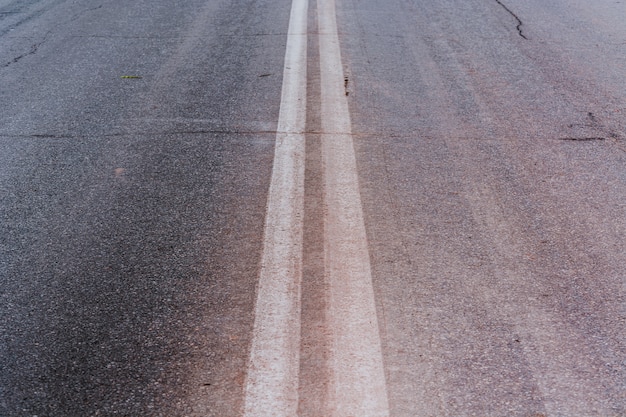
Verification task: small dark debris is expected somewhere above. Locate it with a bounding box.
[259,73,272,77]
[587,112,597,123]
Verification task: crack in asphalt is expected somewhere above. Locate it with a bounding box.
[67,33,288,39]
[2,38,46,67]
[558,137,606,141]
[2,4,103,68]
[493,0,528,40]
[0,130,280,139]
[0,128,378,139]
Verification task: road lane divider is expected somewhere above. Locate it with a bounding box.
[244,0,389,414]
[317,0,390,415]
[242,0,307,415]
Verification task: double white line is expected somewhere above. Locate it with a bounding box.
[243,0,389,415]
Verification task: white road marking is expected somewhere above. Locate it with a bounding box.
[318,0,391,415]
[242,0,307,414]
[244,0,389,414]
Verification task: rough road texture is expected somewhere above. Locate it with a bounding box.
[1,0,625,415]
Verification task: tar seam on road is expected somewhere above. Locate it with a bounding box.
[242,0,308,415]
[318,0,390,415]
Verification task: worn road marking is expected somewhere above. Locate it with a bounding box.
[244,0,389,414]
[318,0,390,415]
[242,0,307,415]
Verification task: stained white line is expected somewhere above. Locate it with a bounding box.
[242,0,307,415]
[318,0,391,415]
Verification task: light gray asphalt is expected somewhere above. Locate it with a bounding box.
[337,0,626,415]
[2,0,626,416]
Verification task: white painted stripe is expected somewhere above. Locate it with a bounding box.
[318,0,391,415]
[242,0,307,415]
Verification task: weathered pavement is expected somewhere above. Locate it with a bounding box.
[1,0,626,415]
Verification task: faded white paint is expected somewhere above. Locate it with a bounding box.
[318,0,390,414]
[244,0,389,414]
[242,0,307,414]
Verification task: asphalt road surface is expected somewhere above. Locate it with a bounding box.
[1,0,625,416]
